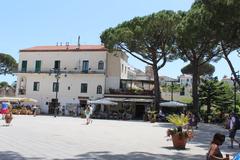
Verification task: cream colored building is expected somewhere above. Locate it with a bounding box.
[16,44,128,113]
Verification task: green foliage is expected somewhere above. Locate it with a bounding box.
[181,62,215,76]
[0,81,9,88]
[161,84,181,92]
[101,10,182,109]
[101,10,181,62]
[200,0,240,86]
[178,97,193,104]
[199,77,232,114]
[166,114,189,127]
[0,53,17,75]
[176,2,220,113]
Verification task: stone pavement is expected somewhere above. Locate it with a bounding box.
[0,115,239,160]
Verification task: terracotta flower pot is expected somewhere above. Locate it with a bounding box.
[171,134,188,149]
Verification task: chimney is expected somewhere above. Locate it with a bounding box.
[77,36,80,49]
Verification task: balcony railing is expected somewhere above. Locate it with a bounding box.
[17,68,105,74]
[108,88,154,96]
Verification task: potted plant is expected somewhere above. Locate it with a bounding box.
[147,110,157,123]
[166,114,193,149]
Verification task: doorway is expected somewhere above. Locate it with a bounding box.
[135,105,145,120]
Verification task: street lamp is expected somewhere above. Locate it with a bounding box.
[49,68,67,117]
[231,71,240,112]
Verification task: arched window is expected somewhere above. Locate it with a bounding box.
[98,61,104,70]
[97,85,102,94]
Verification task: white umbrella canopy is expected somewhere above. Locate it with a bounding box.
[20,98,38,103]
[0,97,22,102]
[88,98,118,105]
[160,101,187,107]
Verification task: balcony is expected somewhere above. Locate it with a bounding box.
[108,88,154,96]
[16,67,105,74]
[107,79,155,96]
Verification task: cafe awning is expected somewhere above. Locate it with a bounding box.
[0,97,23,102]
[0,97,38,103]
[88,98,118,105]
[160,101,187,107]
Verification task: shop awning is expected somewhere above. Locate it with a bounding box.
[160,101,187,107]
[88,98,118,105]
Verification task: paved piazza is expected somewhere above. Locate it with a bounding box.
[0,115,239,160]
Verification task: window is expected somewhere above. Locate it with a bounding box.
[53,82,59,92]
[81,83,88,93]
[21,60,27,72]
[98,61,104,70]
[33,82,40,91]
[35,60,41,72]
[122,64,124,73]
[54,60,60,70]
[97,85,102,94]
[82,60,89,73]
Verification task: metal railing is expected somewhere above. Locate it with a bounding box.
[17,67,105,74]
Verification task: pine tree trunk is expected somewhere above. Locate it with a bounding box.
[152,55,161,111]
[192,60,199,114]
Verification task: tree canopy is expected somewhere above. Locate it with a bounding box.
[200,0,240,85]
[199,77,230,114]
[181,62,215,76]
[101,10,182,109]
[0,81,10,88]
[176,2,219,113]
[0,53,17,75]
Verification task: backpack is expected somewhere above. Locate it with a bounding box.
[233,115,240,130]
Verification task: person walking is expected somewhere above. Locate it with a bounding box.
[1,102,9,120]
[32,105,37,117]
[228,113,240,148]
[4,103,13,126]
[207,133,230,160]
[85,106,92,125]
[61,106,65,116]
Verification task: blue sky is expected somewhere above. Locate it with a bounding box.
[0,0,239,84]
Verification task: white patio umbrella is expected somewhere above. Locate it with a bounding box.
[0,97,22,102]
[20,98,38,103]
[160,101,187,107]
[88,98,117,105]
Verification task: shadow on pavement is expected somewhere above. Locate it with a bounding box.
[155,122,240,156]
[0,151,44,160]
[58,151,204,160]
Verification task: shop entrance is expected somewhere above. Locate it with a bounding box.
[135,105,145,120]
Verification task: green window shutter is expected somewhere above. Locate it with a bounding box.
[81,83,88,93]
[35,60,41,72]
[21,60,27,72]
[33,82,40,91]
